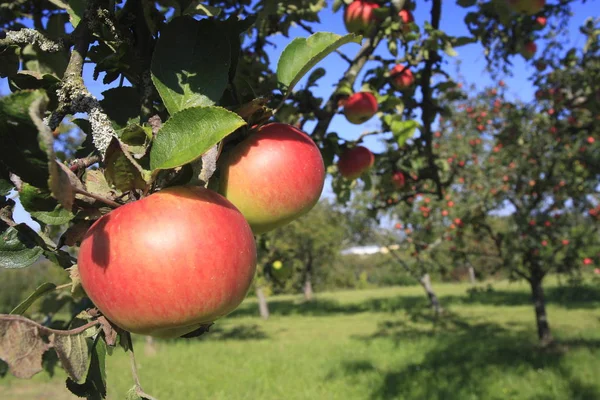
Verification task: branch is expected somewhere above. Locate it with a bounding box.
[0,314,101,336]
[0,28,65,52]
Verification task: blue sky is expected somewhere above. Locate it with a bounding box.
[1,1,596,226]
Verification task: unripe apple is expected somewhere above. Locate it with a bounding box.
[219,123,325,234]
[392,171,406,189]
[344,92,378,124]
[390,64,415,90]
[338,146,375,179]
[398,9,414,34]
[344,0,380,34]
[507,0,545,15]
[521,41,537,60]
[271,260,293,281]
[77,186,257,338]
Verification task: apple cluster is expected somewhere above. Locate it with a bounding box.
[77,123,325,338]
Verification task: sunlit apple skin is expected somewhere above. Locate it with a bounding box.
[390,64,415,90]
[344,0,380,34]
[77,186,257,339]
[507,0,545,15]
[338,146,375,179]
[344,92,378,124]
[219,123,325,234]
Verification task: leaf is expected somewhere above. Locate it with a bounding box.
[10,282,57,315]
[19,183,75,225]
[0,315,51,378]
[444,42,458,57]
[53,332,91,383]
[0,90,50,188]
[100,87,142,129]
[457,0,476,7]
[104,139,149,192]
[384,116,419,146]
[0,45,19,78]
[84,170,114,198]
[66,336,107,400]
[0,225,44,269]
[150,106,245,171]
[277,32,361,93]
[151,17,231,115]
[306,67,326,88]
[66,0,85,28]
[0,163,13,196]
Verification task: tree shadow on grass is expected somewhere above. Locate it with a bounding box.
[342,311,600,400]
[198,323,269,341]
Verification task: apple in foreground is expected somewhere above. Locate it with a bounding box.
[338,146,375,179]
[219,123,325,234]
[344,92,378,124]
[77,186,257,338]
[390,64,415,90]
[344,0,380,34]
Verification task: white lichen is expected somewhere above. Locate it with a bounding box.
[5,29,64,52]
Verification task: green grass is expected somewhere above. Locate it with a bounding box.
[2,279,600,400]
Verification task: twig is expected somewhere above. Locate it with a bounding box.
[73,187,122,208]
[69,155,101,172]
[0,314,101,336]
[126,332,158,400]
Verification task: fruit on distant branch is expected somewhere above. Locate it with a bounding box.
[77,186,257,338]
[390,64,415,90]
[521,41,537,60]
[399,9,414,33]
[219,123,325,234]
[338,146,375,179]
[583,258,593,266]
[344,92,378,124]
[535,16,547,29]
[344,0,380,34]
[392,171,406,189]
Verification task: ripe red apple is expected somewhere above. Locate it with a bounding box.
[520,41,537,60]
[219,123,325,234]
[507,0,545,15]
[344,92,378,124]
[338,146,375,179]
[77,186,257,338]
[392,171,406,189]
[344,0,380,34]
[398,9,414,33]
[583,258,593,266]
[535,16,547,29]
[390,64,415,90]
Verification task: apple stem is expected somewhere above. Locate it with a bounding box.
[126,331,158,400]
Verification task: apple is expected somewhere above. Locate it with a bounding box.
[219,123,325,234]
[344,92,378,124]
[344,0,380,34]
[520,41,537,60]
[398,9,414,33]
[507,0,545,15]
[594,268,600,275]
[390,64,415,90]
[583,258,593,266]
[535,16,547,29]
[77,186,257,338]
[392,171,406,189]
[338,146,374,179]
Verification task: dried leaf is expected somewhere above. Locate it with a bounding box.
[0,316,51,378]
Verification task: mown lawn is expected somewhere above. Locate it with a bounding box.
[2,279,600,400]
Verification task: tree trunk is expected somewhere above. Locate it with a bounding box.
[256,286,270,320]
[419,273,443,315]
[529,277,553,345]
[468,266,477,284]
[303,253,314,301]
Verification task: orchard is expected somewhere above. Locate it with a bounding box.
[0,0,599,399]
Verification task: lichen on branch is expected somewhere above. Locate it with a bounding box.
[1,28,65,52]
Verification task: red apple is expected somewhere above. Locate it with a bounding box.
[344,0,380,34]
[521,41,537,60]
[392,171,406,188]
[344,92,378,124]
[398,9,414,33]
[338,146,375,179]
[219,123,325,234]
[594,268,600,275]
[583,258,593,266]
[390,64,415,90]
[535,16,547,29]
[507,0,545,15]
[77,186,257,338]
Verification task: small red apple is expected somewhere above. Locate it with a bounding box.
[398,9,414,34]
[338,146,375,179]
[344,92,378,124]
[219,123,325,234]
[78,186,257,338]
[521,41,537,60]
[344,0,380,34]
[583,258,593,266]
[535,16,547,29]
[561,239,569,246]
[594,268,600,275]
[390,64,415,90]
[392,171,406,189]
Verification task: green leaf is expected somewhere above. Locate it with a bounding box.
[10,282,57,315]
[0,46,19,78]
[20,183,75,225]
[66,336,107,399]
[0,163,13,196]
[151,17,231,115]
[0,225,44,269]
[457,0,477,7]
[100,87,142,129]
[104,139,149,192]
[150,106,245,171]
[66,0,85,28]
[306,68,326,88]
[84,170,114,198]
[384,116,419,146]
[0,90,50,188]
[444,42,458,57]
[54,332,91,383]
[277,32,361,93]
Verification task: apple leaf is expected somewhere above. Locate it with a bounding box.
[100,87,142,129]
[0,315,52,378]
[277,32,361,94]
[19,183,75,225]
[0,224,44,269]
[54,332,92,383]
[383,116,419,146]
[151,17,231,115]
[66,336,108,399]
[0,90,50,189]
[10,282,57,315]
[150,106,245,171]
[104,138,150,192]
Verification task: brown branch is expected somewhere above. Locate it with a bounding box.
[0,314,101,336]
[73,187,122,208]
[69,155,101,172]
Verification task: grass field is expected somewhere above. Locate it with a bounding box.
[2,279,600,400]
